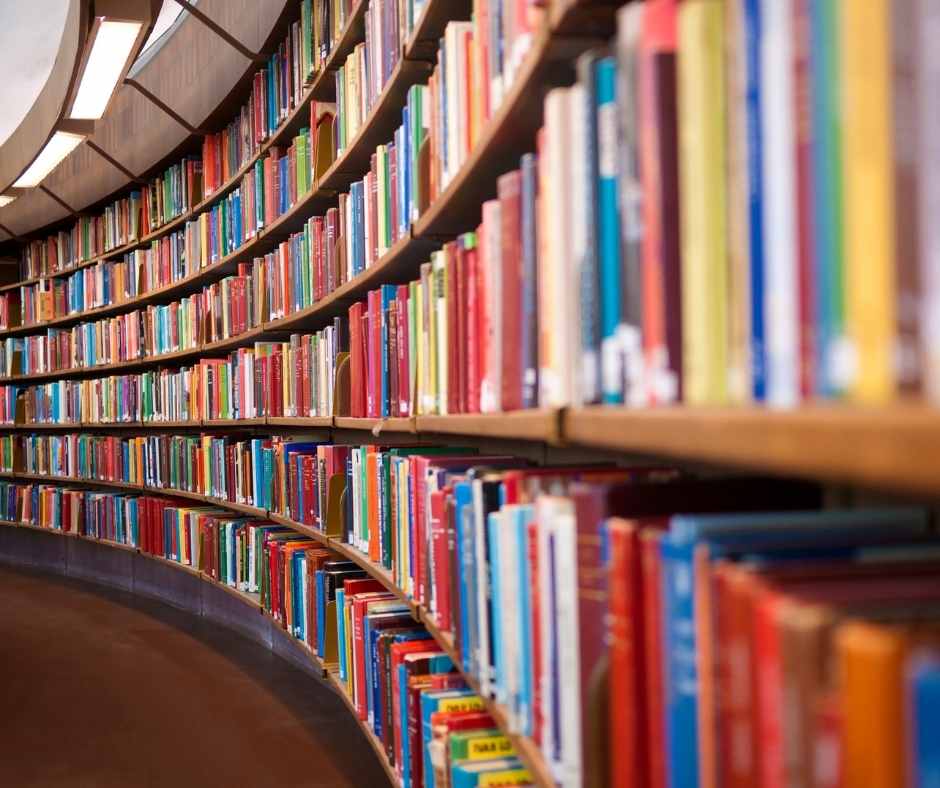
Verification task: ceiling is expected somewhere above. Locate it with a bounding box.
[0,0,71,146]
[0,0,185,147]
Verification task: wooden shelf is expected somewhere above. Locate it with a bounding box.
[563,405,940,496]
[415,409,561,443]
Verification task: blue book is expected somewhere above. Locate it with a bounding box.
[661,507,929,788]
[311,568,325,654]
[453,480,476,672]
[380,284,397,417]
[293,551,306,639]
[520,154,539,408]
[514,504,534,735]
[336,588,348,679]
[744,0,767,400]
[911,655,940,786]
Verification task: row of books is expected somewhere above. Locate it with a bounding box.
[141,156,203,234]
[2,262,263,377]
[333,0,417,154]
[19,155,204,279]
[0,481,142,545]
[4,325,342,425]
[13,115,342,333]
[521,0,940,407]
[344,212,532,416]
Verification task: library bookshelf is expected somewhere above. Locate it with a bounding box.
[5,0,940,786]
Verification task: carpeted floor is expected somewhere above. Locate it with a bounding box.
[0,564,388,787]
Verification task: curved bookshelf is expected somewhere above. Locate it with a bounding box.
[0,469,553,785]
[0,517,400,785]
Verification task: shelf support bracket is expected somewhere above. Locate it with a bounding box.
[0,222,21,242]
[85,141,147,186]
[124,78,204,135]
[174,1,266,63]
[39,185,76,216]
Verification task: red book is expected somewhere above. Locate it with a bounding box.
[457,242,471,413]
[640,0,682,403]
[526,519,542,745]
[429,487,452,628]
[397,285,410,416]
[270,346,283,417]
[498,170,523,410]
[640,530,667,788]
[351,593,397,717]
[390,639,438,763]
[301,455,317,525]
[348,302,365,417]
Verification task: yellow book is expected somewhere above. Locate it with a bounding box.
[433,250,448,414]
[414,278,425,415]
[840,0,896,403]
[422,262,436,415]
[836,621,907,788]
[677,0,729,405]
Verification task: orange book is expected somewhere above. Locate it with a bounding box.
[836,621,908,788]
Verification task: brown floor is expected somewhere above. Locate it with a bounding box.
[0,565,388,787]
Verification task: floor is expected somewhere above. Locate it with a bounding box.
[0,564,388,787]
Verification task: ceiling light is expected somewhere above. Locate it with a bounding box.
[13,131,84,188]
[0,195,16,207]
[69,20,142,120]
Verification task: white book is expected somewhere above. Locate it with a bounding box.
[761,0,799,407]
[480,200,502,413]
[539,88,573,407]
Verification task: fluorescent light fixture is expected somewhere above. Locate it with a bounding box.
[13,131,84,187]
[69,20,142,120]
[0,195,16,208]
